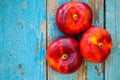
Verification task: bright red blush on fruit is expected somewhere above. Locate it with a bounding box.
[80,26,112,63]
[55,2,93,36]
[47,36,82,74]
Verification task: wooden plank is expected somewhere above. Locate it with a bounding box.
[105,0,120,80]
[47,0,104,80]
[77,0,105,80]
[47,0,81,80]
[87,0,105,79]
[0,0,46,80]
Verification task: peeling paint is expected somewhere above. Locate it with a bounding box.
[71,0,78,2]
[48,21,53,25]
[22,1,27,9]
[119,0,120,4]
[35,38,39,55]
[106,11,109,17]
[0,0,46,79]
[47,0,58,13]
[117,12,120,18]
[40,21,46,49]
[48,68,51,80]
[89,0,103,23]
[48,21,54,27]
[17,21,24,29]
[77,62,87,80]
[39,61,42,64]
[95,65,101,76]
[54,72,58,80]
[118,45,120,48]
[54,32,58,36]
[44,63,46,75]
[18,64,22,69]
[47,35,52,45]
[47,0,58,24]
[39,58,45,65]
[42,40,46,49]
[40,21,46,33]
[20,71,25,75]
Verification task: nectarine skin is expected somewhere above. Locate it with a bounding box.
[80,26,112,63]
[55,2,93,36]
[47,36,82,74]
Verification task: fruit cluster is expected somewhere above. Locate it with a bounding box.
[46,2,112,74]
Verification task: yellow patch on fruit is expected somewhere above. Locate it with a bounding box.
[90,37,97,44]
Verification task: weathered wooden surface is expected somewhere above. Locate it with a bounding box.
[0,0,46,80]
[86,0,104,80]
[47,0,104,80]
[0,0,120,80]
[105,0,120,80]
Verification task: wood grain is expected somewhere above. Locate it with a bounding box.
[86,0,105,80]
[47,0,81,80]
[0,0,120,80]
[0,0,46,80]
[76,0,105,80]
[47,0,105,80]
[105,0,120,80]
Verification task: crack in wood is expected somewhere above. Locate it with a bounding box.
[95,65,101,76]
[20,71,25,75]
[35,38,39,55]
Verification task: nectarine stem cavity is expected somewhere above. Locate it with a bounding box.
[73,14,78,21]
[98,42,104,48]
[61,54,68,60]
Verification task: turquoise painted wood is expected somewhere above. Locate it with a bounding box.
[47,0,79,80]
[0,0,120,80]
[47,0,104,79]
[0,0,46,80]
[78,0,104,80]
[105,0,120,80]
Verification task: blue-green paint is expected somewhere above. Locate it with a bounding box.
[105,0,120,80]
[48,0,104,80]
[86,9,104,80]
[78,0,104,80]
[47,0,81,80]
[0,0,46,80]
[0,0,120,80]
